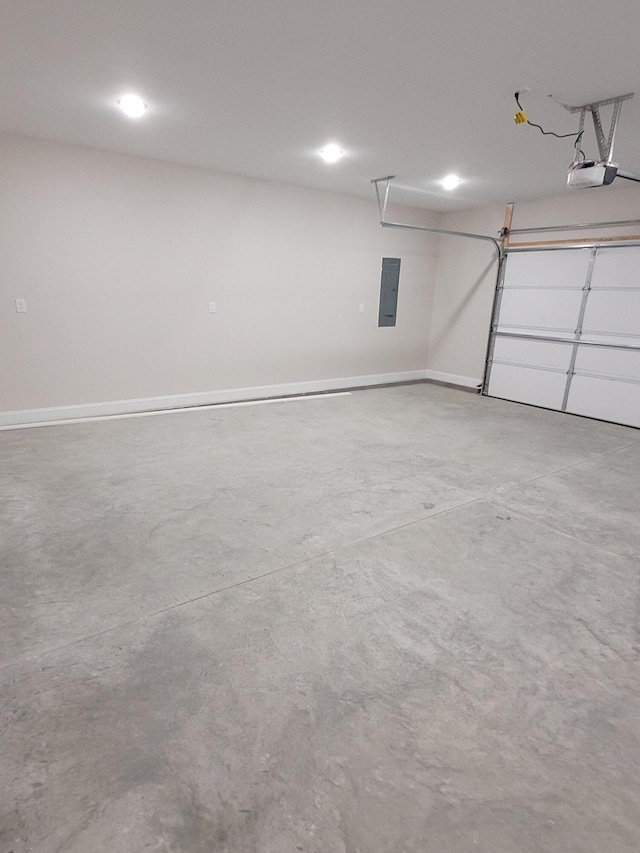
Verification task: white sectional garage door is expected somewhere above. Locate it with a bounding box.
[485,245,640,429]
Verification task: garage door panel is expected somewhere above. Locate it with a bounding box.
[497,289,584,332]
[574,345,640,382]
[582,290,640,338]
[492,337,572,371]
[488,363,567,409]
[503,249,591,289]
[589,246,640,290]
[566,375,640,428]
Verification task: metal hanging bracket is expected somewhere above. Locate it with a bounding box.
[371,175,396,223]
[564,92,633,164]
[558,91,640,181]
[370,176,503,257]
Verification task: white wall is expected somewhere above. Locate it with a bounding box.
[0,134,440,423]
[4,131,637,425]
[427,185,640,385]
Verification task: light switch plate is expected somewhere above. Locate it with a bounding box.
[15,298,27,313]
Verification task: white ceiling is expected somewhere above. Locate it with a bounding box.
[1,0,639,211]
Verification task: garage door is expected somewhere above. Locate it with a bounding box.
[485,245,640,429]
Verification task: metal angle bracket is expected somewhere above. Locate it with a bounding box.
[370,175,396,222]
[562,92,634,165]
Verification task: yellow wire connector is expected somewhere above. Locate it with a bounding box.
[514,110,528,124]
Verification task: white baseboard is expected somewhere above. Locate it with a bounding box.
[0,370,430,429]
[423,369,482,389]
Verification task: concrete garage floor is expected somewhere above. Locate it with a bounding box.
[1,383,640,853]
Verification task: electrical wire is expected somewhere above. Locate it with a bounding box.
[618,174,640,183]
[572,131,586,163]
[515,92,582,140]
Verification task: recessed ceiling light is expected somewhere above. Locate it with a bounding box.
[117,94,148,118]
[320,143,344,163]
[440,174,462,190]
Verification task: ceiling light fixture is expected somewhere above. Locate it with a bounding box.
[440,174,462,190]
[320,143,344,163]
[117,94,148,118]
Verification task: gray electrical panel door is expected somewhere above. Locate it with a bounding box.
[378,257,401,326]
